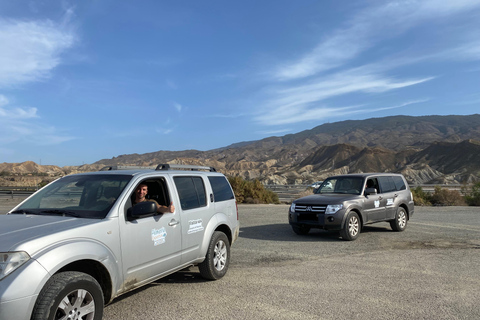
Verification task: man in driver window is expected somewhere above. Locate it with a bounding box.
[133,183,175,213]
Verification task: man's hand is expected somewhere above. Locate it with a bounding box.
[157,201,175,214]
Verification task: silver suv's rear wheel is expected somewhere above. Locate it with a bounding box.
[340,211,360,241]
[32,271,104,320]
[199,231,230,280]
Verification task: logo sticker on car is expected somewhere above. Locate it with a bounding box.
[188,219,204,234]
[151,228,167,246]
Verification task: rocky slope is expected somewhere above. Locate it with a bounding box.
[2,115,480,187]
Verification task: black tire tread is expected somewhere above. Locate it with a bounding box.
[32,271,103,320]
[199,231,230,281]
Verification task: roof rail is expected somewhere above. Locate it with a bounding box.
[99,166,156,171]
[155,164,217,172]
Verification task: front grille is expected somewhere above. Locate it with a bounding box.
[295,204,327,222]
[295,204,327,213]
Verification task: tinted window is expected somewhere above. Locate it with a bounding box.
[174,176,207,210]
[316,177,364,195]
[392,176,407,191]
[208,176,234,202]
[378,176,396,193]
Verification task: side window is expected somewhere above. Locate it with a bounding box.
[126,178,170,220]
[208,176,234,202]
[392,176,407,191]
[365,178,379,192]
[174,176,207,210]
[378,176,396,193]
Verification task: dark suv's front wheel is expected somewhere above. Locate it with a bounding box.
[340,211,360,241]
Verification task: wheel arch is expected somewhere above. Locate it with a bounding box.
[200,213,233,256]
[56,259,113,304]
[344,207,363,229]
[399,203,410,220]
[33,240,121,304]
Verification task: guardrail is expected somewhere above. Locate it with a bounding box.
[264,184,469,203]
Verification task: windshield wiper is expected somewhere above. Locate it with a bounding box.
[10,209,37,215]
[39,210,82,217]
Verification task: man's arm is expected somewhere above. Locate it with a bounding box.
[156,201,175,214]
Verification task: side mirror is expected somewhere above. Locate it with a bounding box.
[127,201,157,220]
[365,187,377,195]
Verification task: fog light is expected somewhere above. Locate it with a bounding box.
[328,217,335,222]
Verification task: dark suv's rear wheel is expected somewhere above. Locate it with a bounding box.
[390,207,407,231]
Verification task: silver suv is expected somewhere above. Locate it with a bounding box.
[289,173,414,241]
[0,164,239,320]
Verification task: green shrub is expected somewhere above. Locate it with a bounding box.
[430,186,466,206]
[228,176,279,204]
[412,186,431,206]
[463,182,480,206]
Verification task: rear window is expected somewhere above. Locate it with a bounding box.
[208,176,235,202]
[174,176,207,210]
[392,176,407,190]
[378,176,401,193]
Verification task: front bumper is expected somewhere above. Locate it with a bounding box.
[288,207,345,230]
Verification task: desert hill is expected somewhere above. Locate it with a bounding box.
[1,115,480,187]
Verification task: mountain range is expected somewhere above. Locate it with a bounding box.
[2,114,480,187]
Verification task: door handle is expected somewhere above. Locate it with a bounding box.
[168,219,179,226]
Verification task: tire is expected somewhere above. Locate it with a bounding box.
[32,271,104,320]
[390,207,407,232]
[340,211,361,241]
[199,231,230,280]
[292,225,310,235]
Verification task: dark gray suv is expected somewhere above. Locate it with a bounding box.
[289,173,414,241]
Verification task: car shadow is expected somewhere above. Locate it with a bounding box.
[239,223,394,242]
[106,267,206,305]
[240,224,340,242]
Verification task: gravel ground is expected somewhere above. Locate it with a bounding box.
[1,199,479,320]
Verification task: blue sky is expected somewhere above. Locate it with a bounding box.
[1,0,479,167]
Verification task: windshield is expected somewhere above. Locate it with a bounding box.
[12,174,132,219]
[315,177,364,195]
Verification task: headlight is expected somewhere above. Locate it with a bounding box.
[325,204,343,215]
[0,251,30,280]
[290,203,296,212]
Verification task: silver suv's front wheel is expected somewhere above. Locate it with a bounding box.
[32,271,104,320]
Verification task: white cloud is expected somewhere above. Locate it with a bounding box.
[273,0,480,81]
[255,66,434,126]
[0,94,8,107]
[0,18,76,87]
[0,99,74,145]
[256,129,292,135]
[173,102,182,112]
[255,99,428,126]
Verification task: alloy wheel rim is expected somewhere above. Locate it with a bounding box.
[56,289,95,320]
[349,216,359,236]
[213,240,227,271]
